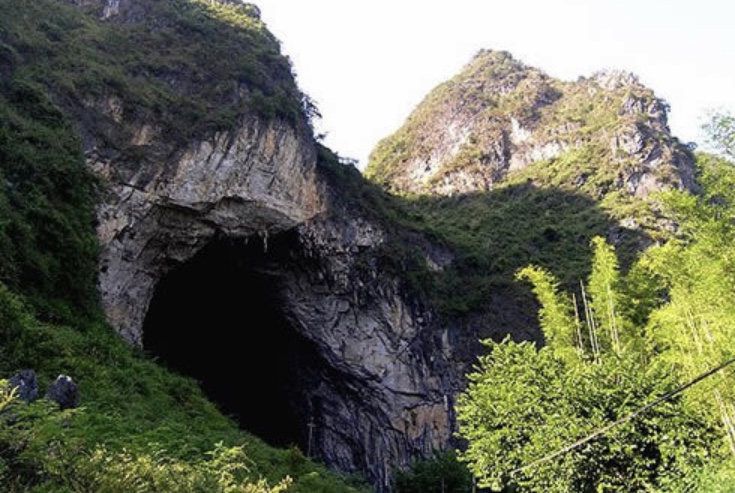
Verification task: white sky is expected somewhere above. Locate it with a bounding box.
[253,0,735,168]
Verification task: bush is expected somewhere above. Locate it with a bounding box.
[395,451,473,493]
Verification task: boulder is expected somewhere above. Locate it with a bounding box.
[45,375,79,410]
[8,369,38,402]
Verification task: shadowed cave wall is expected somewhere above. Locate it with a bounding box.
[142,233,324,452]
[136,222,456,490]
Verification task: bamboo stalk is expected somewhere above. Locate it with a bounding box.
[572,292,584,356]
[580,281,600,362]
[607,286,621,354]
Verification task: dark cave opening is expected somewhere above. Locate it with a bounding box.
[142,232,319,451]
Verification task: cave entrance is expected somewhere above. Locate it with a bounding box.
[142,232,318,451]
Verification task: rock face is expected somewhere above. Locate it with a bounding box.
[91,117,462,488]
[280,216,456,486]
[8,370,80,410]
[91,118,458,487]
[94,114,323,344]
[88,98,457,487]
[366,50,694,201]
[45,375,80,410]
[9,370,39,402]
[58,1,454,488]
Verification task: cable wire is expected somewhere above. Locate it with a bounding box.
[511,355,735,475]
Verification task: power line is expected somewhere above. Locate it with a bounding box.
[511,355,735,476]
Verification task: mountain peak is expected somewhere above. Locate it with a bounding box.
[365,50,689,204]
[589,69,641,91]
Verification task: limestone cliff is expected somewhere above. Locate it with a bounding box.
[31,0,456,489]
[366,50,694,205]
[95,114,323,344]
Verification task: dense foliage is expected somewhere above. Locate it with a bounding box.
[400,185,630,318]
[455,116,735,492]
[0,80,99,323]
[456,238,718,492]
[0,376,290,493]
[0,0,312,158]
[394,452,473,493]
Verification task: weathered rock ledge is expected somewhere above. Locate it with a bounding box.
[93,114,323,344]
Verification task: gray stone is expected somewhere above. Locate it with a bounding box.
[45,375,79,410]
[8,369,38,402]
[369,54,694,201]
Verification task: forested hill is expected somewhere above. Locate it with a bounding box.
[364,48,735,491]
[3,0,735,492]
[364,49,698,267]
[357,49,701,332]
[366,50,693,203]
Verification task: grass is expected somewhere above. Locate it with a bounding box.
[0,0,309,149]
[0,283,368,492]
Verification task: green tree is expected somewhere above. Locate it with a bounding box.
[703,110,735,160]
[515,265,578,362]
[456,238,716,492]
[640,114,735,462]
[395,451,473,493]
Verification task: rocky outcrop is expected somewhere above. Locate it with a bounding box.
[94,113,323,344]
[45,375,80,410]
[9,370,39,402]
[278,215,456,488]
[366,51,695,201]
[56,2,458,488]
[7,370,79,409]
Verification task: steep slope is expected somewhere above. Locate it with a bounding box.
[366,50,694,240]
[0,0,367,491]
[0,1,459,491]
[363,50,698,335]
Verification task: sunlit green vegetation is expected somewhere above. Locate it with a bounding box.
[455,119,735,491]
